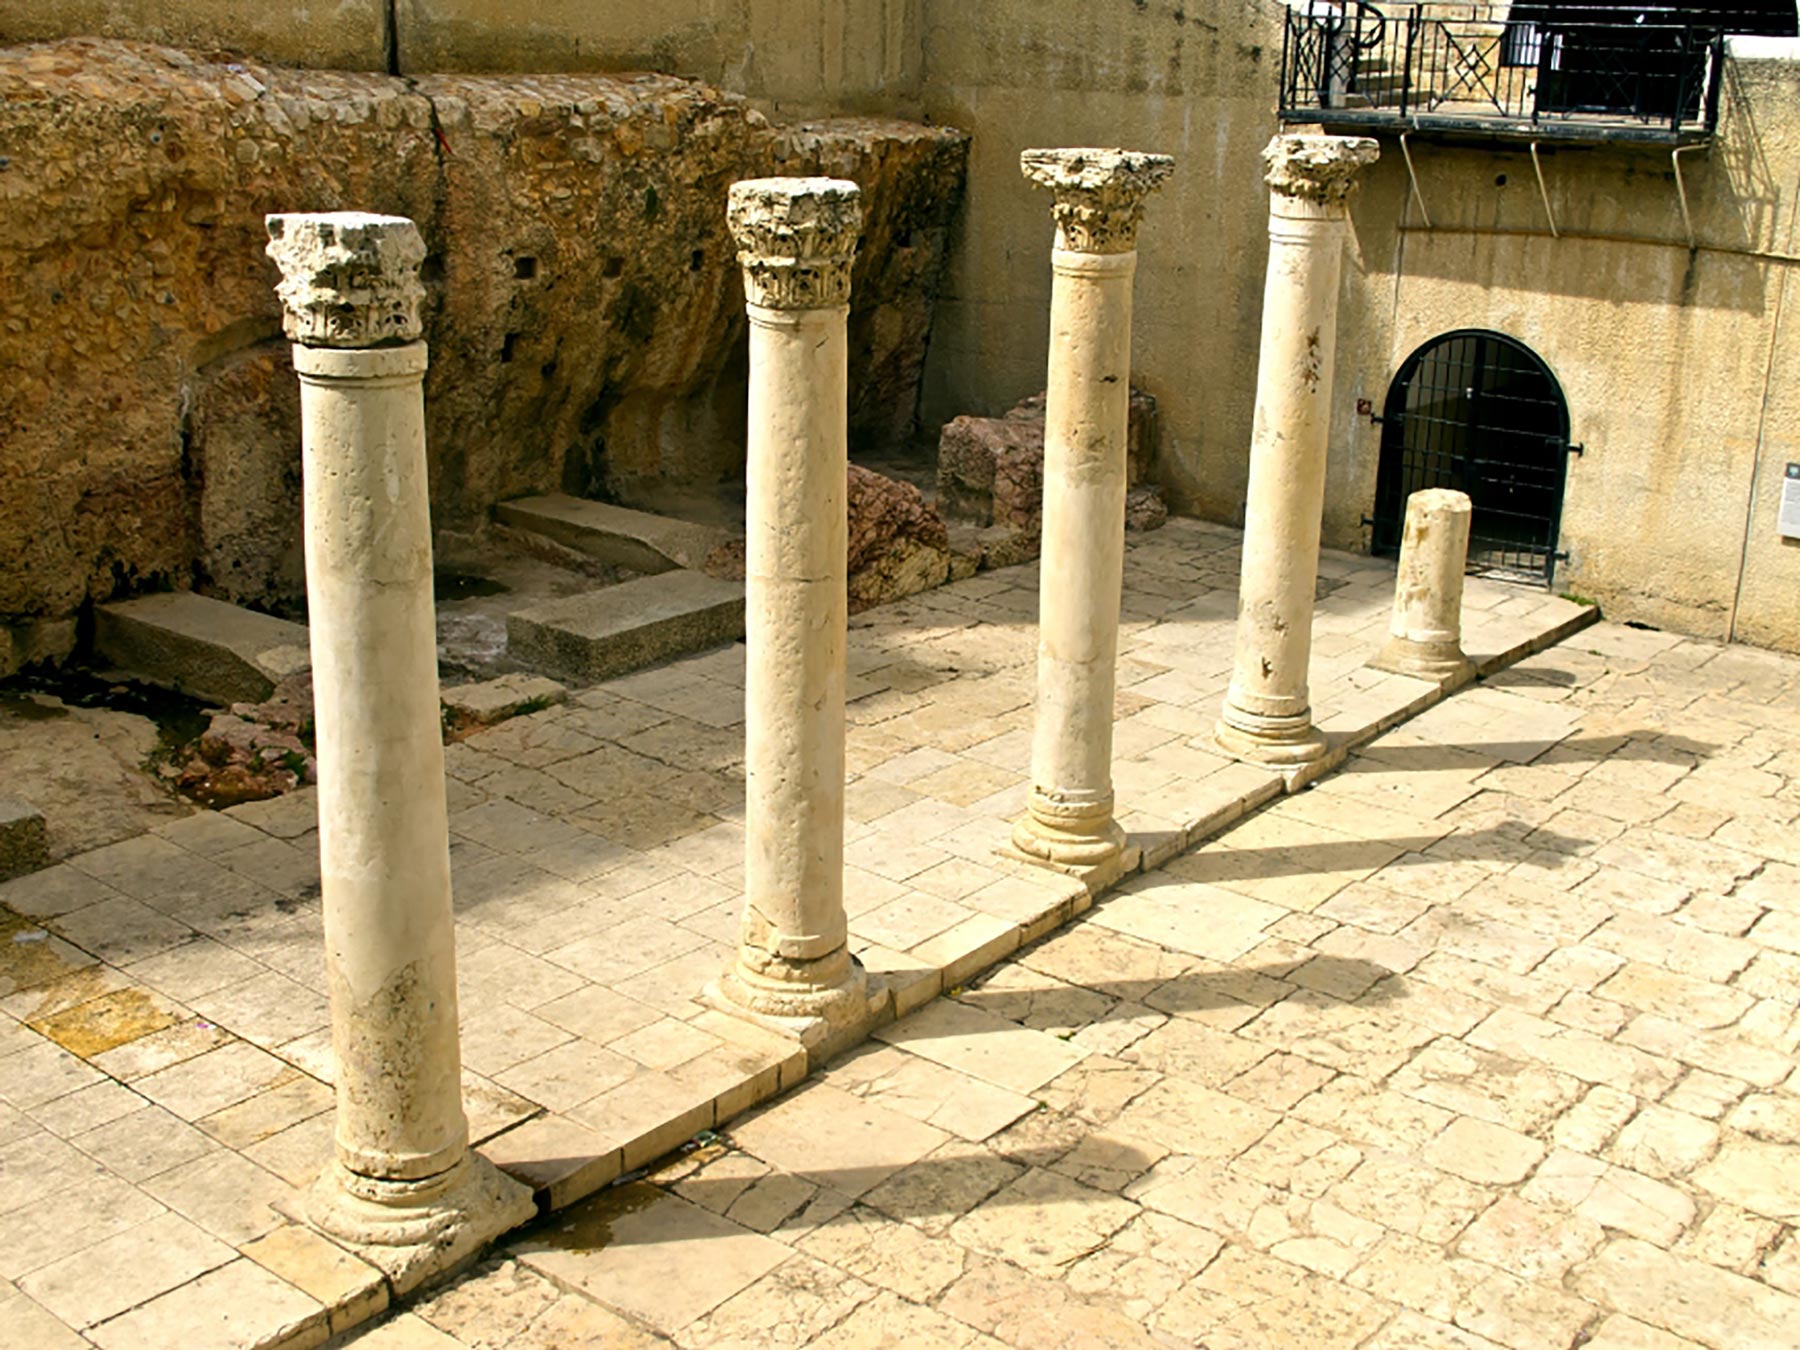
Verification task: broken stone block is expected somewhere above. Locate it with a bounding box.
[1006,385,1159,486]
[0,797,48,881]
[1125,485,1169,532]
[709,466,954,610]
[937,386,1161,534]
[937,414,1045,526]
[441,674,568,731]
[176,673,318,809]
[847,465,951,611]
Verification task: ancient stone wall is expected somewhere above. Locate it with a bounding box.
[0,40,966,624]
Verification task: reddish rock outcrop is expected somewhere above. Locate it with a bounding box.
[702,464,952,612]
[935,387,1163,556]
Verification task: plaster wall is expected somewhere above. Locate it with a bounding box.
[914,0,1284,523]
[1327,42,1800,647]
[393,0,921,115]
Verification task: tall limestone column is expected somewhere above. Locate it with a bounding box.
[1216,134,1379,769]
[715,179,868,1040]
[265,212,531,1290]
[1011,148,1172,872]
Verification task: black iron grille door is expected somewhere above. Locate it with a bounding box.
[1371,330,1573,586]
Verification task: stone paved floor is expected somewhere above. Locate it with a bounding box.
[343,620,1800,1350]
[0,520,1589,1347]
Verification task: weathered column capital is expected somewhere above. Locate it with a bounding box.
[1262,134,1380,209]
[727,177,863,310]
[265,212,426,349]
[1020,148,1174,254]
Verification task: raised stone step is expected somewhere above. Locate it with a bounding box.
[495,494,739,575]
[94,592,311,706]
[506,571,745,682]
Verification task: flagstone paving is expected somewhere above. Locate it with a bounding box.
[344,617,1800,1349]
[0,521,1594,1347]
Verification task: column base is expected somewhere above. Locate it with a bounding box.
[1010,806,1127,869]
[1369,638,1476,689]
[707,947,874,1058]
[1213,706,1328,768]
[304,1152,536,1297]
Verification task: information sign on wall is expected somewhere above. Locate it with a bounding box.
[1782,464,1800,541]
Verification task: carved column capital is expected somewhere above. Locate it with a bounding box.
[265,212,426,349]
[727,178,863,310]
[1262,134,1380,209]
[1020,148,1174,254]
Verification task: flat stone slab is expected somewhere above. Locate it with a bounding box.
[442,674,567,729]
[506,571,745,682]
[496,494,739,575]
[94,592,311,706]
[0,796,47,881]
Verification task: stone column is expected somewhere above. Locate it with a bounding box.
[265,212,530,1291]
[1216,134,1380,768]
[1371,487,1475,685]
[1011,148,1172,871]
[715,179,868,1039]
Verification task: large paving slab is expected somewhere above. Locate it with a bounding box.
[348,610,1800,1348]
[506,569,746,682]
[495,493,739,575]
[0,522,1616,1347]
[93,592,312,706]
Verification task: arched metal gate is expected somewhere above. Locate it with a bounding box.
[1370,330,1575,587]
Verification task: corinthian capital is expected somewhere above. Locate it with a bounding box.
[1262,134,1380,206]
[265,212,426,349]
[1020,148,1174,254]
[727,178,863,310]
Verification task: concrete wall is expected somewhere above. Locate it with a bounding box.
[914,0,1284,522]
[0,0,923,115]
[0,1,390,70]
[1327,39,1800,647]
[393,0,921,115]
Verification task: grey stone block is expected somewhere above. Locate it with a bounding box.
[506,571,745,682]
[496,495,740,575]
[94,592,311,706]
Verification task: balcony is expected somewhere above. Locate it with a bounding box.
[1277,2,1727,145]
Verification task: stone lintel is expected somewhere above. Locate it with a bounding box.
[1020,147,1175,254]
[1262,134,1380,205]
[726,177,863,310]
[265,211,426,349]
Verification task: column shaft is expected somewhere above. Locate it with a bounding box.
[1018,250,1135,860]
[1217,135,1378,769]
[741,302,851,982]
[298,342,466,1183]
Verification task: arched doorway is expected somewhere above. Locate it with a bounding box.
[1370,330,1574,586]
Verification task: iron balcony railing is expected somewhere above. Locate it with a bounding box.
[1278,1,1726,142]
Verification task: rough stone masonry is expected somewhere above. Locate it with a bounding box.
[0,38,967,637]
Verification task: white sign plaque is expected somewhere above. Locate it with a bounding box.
[1782,463,1800,541]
